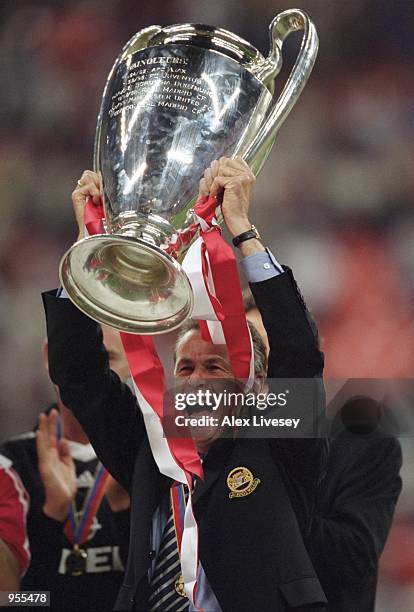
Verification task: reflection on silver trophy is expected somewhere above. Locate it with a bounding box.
[60,9,318,334]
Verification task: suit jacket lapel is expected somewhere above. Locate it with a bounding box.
[192,438,235,506]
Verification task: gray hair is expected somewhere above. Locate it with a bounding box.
[175,319,268,376]
[242,287,256,313]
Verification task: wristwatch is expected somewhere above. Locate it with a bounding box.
[232,225,261,248]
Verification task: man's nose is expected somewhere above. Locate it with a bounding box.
[186,369,207,388]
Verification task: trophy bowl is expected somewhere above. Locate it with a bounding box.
[60,9,318,334]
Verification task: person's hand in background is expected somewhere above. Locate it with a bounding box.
[36,409,77,522]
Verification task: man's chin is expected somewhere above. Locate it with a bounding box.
[188,411,221,446]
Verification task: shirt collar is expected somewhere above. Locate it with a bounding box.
[67,440,97,462]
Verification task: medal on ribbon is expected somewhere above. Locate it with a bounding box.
[64,463,109,576]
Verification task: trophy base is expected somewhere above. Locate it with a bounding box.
[59,234,194,335]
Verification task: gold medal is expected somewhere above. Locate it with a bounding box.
[174,574,187,598]
[227,466,261,498]
[65,546,88,576]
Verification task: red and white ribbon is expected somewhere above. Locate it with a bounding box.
[183,195,255,389]
[84,194,254,608]
[120,332,201,607]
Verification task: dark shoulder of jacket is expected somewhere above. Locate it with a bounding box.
[327,428,403,484]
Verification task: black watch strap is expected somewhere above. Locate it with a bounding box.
[232,225,261,248]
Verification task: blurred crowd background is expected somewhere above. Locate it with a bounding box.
[0,0,413,609]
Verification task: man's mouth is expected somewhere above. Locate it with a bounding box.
[186,404,214,415]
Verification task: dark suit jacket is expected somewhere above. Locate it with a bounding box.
[307,422,402,612]
[43,268,328,611]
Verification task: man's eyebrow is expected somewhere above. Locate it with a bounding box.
[203,357,229,366]
[175,358,193,368]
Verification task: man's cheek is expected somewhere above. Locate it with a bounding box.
[174,393,186,411]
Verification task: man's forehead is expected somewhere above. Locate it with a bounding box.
[176,329,229,361]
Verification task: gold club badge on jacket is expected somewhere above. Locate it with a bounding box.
[227,467,261,498]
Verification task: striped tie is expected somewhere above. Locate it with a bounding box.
[148,487,190,612]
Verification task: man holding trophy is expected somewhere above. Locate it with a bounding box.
[44,155,327,611]
[43,9,328,612]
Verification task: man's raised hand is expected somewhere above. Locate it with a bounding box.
[198,156,264,255]
[71,170,102,241]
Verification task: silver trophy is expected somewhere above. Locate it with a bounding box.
[60,9,318,334]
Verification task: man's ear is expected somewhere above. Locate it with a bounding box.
[42,339,49,372]
[253,373,268,395]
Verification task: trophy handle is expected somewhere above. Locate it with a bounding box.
[244,9,318,175]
